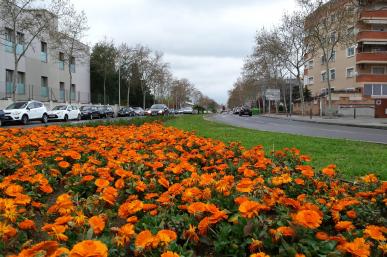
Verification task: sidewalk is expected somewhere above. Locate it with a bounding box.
[262,114,387,130]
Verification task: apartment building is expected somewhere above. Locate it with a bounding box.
[0,10,90,105]
[304,0,387,118]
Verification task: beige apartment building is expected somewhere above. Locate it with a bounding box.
[0,10,90,106]
[304,0,387,118]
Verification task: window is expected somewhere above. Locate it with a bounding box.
[364,84,387,96]
[70,57,76,73]
[70,84,76,100]
[347,27,355,36]
[346,67,355,78]
[41,76,48,97]
[347,46,355,57]
[321,71,327,81]
[59,52,65,70]
[329,32,336,43]
[60,82,65,101]
[309,76,314,85]
[321,55,327,65]
[17,72,25,94]
[330,69,336,80]
[16,32,24,45]
[41,42,48,63]
[371,66,385,75]
[330,50,336,61]
[5,28,13,42]
[308,60,314,69]
[5,69,13,94]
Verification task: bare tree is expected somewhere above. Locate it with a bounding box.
[276,11,313,115]
[299,0,356,113]
[0,0,69,101]
[50,4,89,103]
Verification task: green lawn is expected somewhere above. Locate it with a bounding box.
[166,115,387,180]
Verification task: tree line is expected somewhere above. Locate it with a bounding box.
[90,40,219,111]
[228,0,357,115]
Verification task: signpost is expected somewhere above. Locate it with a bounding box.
[265,89,280,114]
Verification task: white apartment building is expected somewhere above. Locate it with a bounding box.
[0,12,90,105]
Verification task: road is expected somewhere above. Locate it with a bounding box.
[209,114,387,144]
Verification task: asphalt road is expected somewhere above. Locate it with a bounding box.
[209,114,387,144]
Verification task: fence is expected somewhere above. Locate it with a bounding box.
[0,82,90,104]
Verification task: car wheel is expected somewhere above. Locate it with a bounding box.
[22,115,29,125]
[42,114,48,124]
[64,115,68,122]
[90,114,93,120]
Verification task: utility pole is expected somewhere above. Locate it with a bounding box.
[118,63,121,107]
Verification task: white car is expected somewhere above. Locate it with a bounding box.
[3,100,48,125]
[48,105,81,122]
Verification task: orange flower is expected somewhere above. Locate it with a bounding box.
[346,210,357,219]
[18,219,36,230]
[315,232,329,240]
[88,215,105,235]
[0,222,17,240]
[364,225,386,241]
[58,161,70,169]
[161,251,180,257]
[182,225,199,243]
[16,241,59,257]
[101,186,118,205]
[157,229,177,245]
[118,200,143,218]
[250,253,270,257]
[249,239,263,253]
[337,238,370,257]
[292,210,322,229]
[335,221,355,231]
[135,230,156,250]
[239,200,270,219]
[95,179,109,188]
[5,184,24,197]
[69,240,108,257]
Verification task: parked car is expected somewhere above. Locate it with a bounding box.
[3,101,48,125]
[97,106,115,118]
[145,104,169,116]
[80,106,100,120]
[239,106,252,116]
[233,107,241,115]
[48,105,81,122]
[133,107,145,116]
[0,109,5,127]
[118,107,135,117]
[181,107,194,114]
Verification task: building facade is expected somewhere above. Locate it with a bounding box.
[0,12,90,105]
[304,0,387,117]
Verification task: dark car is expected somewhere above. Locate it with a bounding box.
[0,109,5,126]
[98,106,115,118]
[233,107,241,115]
[80,106,100,120]
[118,107,135,117]
[145,104,169,116]
[239,106,252,116]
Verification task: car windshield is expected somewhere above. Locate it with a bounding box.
[52,105,67,111]
[6,102,28,110]
[151,104,165,109]
[80,106,91,111]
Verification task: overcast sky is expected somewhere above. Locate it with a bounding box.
[72,0,298,104]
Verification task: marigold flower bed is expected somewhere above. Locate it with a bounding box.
[0,123,385,257]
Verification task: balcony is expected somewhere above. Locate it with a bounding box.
[357,73,387,83]
[360,10,387,23]
[357,31,387,42]
[357,52,387,64]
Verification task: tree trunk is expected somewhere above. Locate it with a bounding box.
[325,61,333,116]
[103,66,107,105]
[283,84,288,113]
[69,64,73,104]
[297,70,305,116]
[127,81,130,107]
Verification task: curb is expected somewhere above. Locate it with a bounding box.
[262,115,387,130]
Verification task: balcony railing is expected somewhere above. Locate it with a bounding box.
[357,30,387,42]
[357,73,387,83]
[360,10,387,21]
[356,51,387,63]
